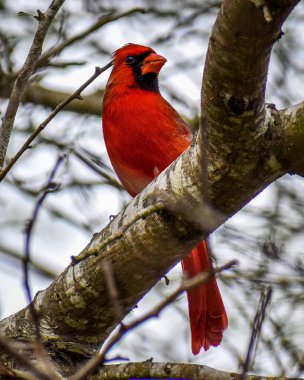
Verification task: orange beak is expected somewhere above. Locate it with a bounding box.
[141,53,167,75]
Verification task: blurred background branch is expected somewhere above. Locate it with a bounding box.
[0,0,66,167]
[0,84,103,116]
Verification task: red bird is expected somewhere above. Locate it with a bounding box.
[102,43,227,354]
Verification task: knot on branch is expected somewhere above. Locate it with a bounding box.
[250,0,273,22]
[220,92,257,116]
[150,191,224,243]
[159,208,202,243]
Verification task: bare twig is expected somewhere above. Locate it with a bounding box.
[23,155,65,380]
[0,0,65,167]
[0,243,57,279]
[35,8,146,69]
[24,154,64,337]
[73,149,123,191]
[241,286,272,379]
[25,135,123,190]
[70,260,237,380]
[0,62,112,183]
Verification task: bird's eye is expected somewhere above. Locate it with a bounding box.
[125,56,135,64]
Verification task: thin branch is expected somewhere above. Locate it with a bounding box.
[0,62,112,183]
[0,243,57,279]
[70,260,237,380]
[35,8,146,69]
[24,154,65,338]
[73,149,123,191]
[23,155,65,380]
[26,135,123,190]
[241,286,272,379]
[0,0,65,167]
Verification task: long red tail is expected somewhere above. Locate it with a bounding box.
[181,240,228,355]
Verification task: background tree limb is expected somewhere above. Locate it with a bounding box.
[0,0,65,167]
[2,84,104,116]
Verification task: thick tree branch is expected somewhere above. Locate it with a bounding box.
[280,101,304,176]
[0,136,222,376]
[72,261,237,380]
[87,362,303,380]
[0,0,65,167]
[0,103,302,375]
[201,0,300,214]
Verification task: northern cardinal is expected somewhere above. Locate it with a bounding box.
[102,43,227,354]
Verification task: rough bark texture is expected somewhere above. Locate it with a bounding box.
[0,0,303,378]
[88,362,304,380]
[0,141,210,376]
[201,0,298,214]
[280,101,304,176]
[1,101,303,377]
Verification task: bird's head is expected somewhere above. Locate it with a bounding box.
[108,43,167,92]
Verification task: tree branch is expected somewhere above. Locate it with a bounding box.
[0,101,301,375]
[0,0,65,167]
[72,261,237,380]
[200,0,300,214]
[22,85,103,116]
[0,63,112,182]
[0,335,55,380]
[35,8,147,69]
[87,362,303,380]
[0,243,57,279]
[241,287,272,379]
[280,101,304,176]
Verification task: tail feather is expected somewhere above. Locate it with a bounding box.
[181,240,228,355]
